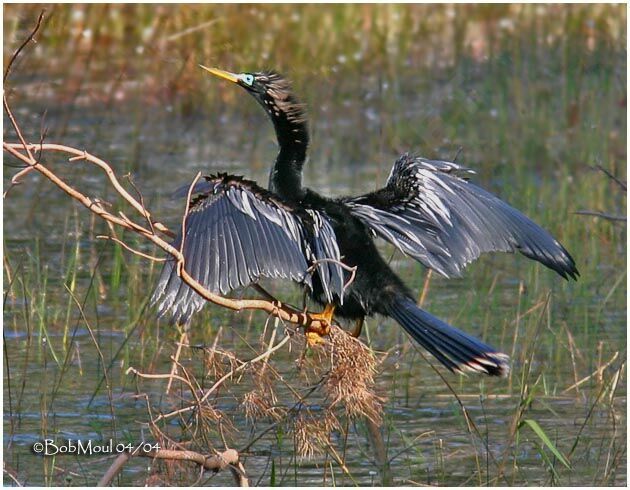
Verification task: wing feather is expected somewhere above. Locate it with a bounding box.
[345,154,578,279]
[215,199,231,295]
[153,174,344,323]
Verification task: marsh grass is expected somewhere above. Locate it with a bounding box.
[3,3,627,486]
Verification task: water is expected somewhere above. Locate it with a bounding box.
[3,15,626,485]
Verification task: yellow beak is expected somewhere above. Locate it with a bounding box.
[199,65,240,84]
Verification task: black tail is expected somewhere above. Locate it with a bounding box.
[386,296,509,377]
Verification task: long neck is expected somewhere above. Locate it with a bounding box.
[249,74,310,200]
[268,117,309,200]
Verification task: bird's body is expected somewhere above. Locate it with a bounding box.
[152,68,578,377]
[299,188,409,320]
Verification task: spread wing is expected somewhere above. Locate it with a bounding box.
[343,154,579,279]
[152,174,344,324]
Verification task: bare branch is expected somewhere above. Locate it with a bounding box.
[4,10,45,83]
[125,367,198,389]
[96,235,167,262]
[306,257,358,294]
[3,10,46,171]
[125,173,156,235]
[3,94,36,163]
[98,448,248,487]
[142,331,293,424]
[177,171,202,276]
[5,137,338,333]
[574,210,626,222]
[4,165,33,198]
[3,143,135,231]
[593,164,627,191]
[3,466,23,487]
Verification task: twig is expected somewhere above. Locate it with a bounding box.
[3,466,23,487]
[3,9,45,168]
[13,143,172,236]
[3,95,36,164]
[5,108,50,198]
[419,269,433,307]
[562,351,620,393]
[574,210,626,222]
[259,316,279,375]
[163,18,219,42]
[117,210,153,235]
[125,173,156,235]
[306,257,358,294]
[96,235,166,262]
[177,171,202,276]
[125,367,197,390]
[3,140,334,333]
[165,329,189,395]
[4,143,150,233]
[98,452,130,487]
[4,165,34,198]
[97,448,248,487]
[593,164,626,191]
[146,332,292,423]
[4,10,44,83]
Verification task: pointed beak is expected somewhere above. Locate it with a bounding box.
[199,65,240,84]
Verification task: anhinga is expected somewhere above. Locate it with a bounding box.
[152,67,578,377]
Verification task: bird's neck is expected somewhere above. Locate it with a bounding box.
[268,118,309,200]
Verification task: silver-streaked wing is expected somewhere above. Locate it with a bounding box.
[344,154,578,279]
[152,175,344,324]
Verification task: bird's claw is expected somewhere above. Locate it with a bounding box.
[305,303,335,346]
[305,331,327,346]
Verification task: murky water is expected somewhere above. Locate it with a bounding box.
[3,28,626,486]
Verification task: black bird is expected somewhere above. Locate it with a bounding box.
[152,67,578,377]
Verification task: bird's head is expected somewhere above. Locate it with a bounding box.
[199,65,307,127]
[200,65,309,196]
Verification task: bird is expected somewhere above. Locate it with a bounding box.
[151,67,579,377]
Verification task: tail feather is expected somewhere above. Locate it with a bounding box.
[387,296,509,377]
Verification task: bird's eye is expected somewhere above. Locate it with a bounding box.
[241,74,255,86]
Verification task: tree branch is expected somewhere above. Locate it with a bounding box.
[97,448,248,487]
[3,132,333,336]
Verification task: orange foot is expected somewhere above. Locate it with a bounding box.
[305,304,336,346]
